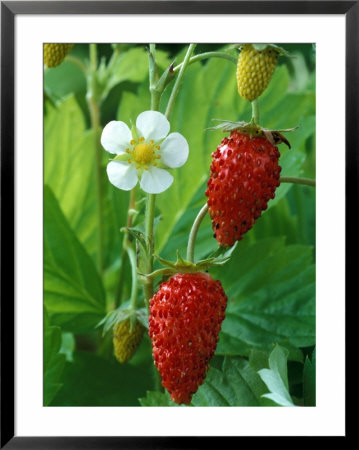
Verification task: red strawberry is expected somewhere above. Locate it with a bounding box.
[205,131,281,247]
[149,272,227,405]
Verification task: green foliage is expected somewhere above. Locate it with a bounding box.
[44,43,315,407]
[303,348,316,406]
[44,310,66,405]
[140,351,295,407]
[258,345,295,406]
[213,237,315,362]
[51,351,153,406]
[44,95,127,269]
[44,186,106,333]
[139,390,183,407]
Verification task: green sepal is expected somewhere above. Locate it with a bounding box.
[155,60,176,92]
[136,307,149,330]
[236,43,293,58]
[207,119,298,149]
[97,301,147,335]
[113,153,130,162]
[97,301,132,335]
[131,123,139,141]
[142,243,238,280]
[122,227,149,256]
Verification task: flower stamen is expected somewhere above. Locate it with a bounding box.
[133,142,155,165]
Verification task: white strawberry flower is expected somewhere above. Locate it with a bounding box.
[101,111,189,194]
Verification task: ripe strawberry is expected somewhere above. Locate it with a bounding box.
[113,318,144,363]
[236,44,279,102]
[205,131,281,247]
[44,44,74,68]
[149,272,227,405]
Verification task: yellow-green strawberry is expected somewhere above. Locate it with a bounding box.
[113,318,144,363]
[44,44,74,68]
[236,44,279,102]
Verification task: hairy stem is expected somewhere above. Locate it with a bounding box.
[165,43,196,119]
[138,44,160,306]
[149,44,161,111]
[115,188,137,307]
[280,176,316,187]
[172,51,237,74]
[186,203,209,263]
[143,193,156,303]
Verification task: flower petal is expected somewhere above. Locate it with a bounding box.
[140,166,174,194]
[107,161,138,191]
[101,121,132,154]
[136,111,170,142]
[160,132,189,168]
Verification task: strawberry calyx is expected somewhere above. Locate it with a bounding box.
[235,43,292,58]
[208,119,298,149]
[97,301,148,335]
[141,244,238,279]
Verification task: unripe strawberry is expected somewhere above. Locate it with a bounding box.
[149,272,227,405]
[44,44,74,68]
[236,44,279,102]
[113,318,144,363]
[206,130,281,247]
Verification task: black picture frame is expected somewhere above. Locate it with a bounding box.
[1,1,354,447]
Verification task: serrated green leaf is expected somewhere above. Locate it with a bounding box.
[212,237,315,361]
[140,356,270,407]
[102,47,150,101]
[139,390,184,407]
[44,95,125,269]
[258,345,295,406]
[222,357,267,406]
[44,186,106,333]
[191,366,234,406]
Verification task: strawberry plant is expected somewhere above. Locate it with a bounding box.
[44,43,315,407]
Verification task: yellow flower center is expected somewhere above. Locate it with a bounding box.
[133,142,154,165]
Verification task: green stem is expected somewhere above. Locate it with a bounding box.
[141,44,198,303]
[186,204,209,263]
[143,193,156,303]
[65,55,87,74]
[165,43,197,119]
[89,43,97,73]
[173,51,237,74]
[115,188,137,307]
[149,44,161,110]
[137,44,160,307]
[251,99,260,124]
[126,244,138,310]
[280,176,316,187]
[87,45,104,271]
